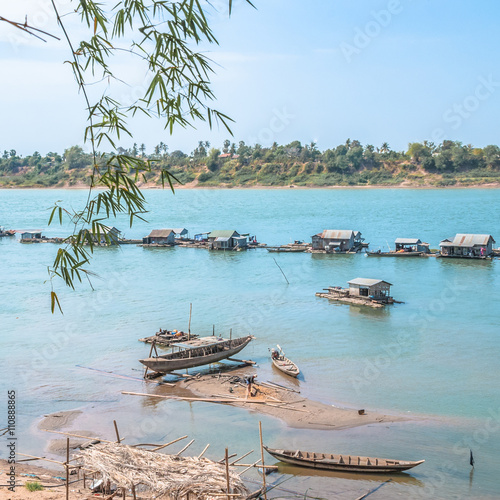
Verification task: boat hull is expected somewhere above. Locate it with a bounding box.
[264,447,424,473]
[139,336,253,373]
[271,357,300,378]
[366,251,424,257]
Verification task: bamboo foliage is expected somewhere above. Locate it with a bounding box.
[1,1,253,311]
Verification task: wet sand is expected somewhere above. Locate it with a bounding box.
[153,367,407,431]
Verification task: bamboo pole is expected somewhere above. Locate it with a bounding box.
[259,422,267,500]
[188,303,192,340]
[41,428,116,443]
[198,443,210,458]
[175,439,195,456]
[113,420,121,443]
[237,459,261,477]
[144,340,156,379]
[17,453,65,466]
[230,450,254,465]
[65,438,69,500]
[151,435,188,452]
[122,391,282,404]
[225,448,231,500]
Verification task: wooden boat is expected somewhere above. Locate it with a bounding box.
[267,247,306,253]
[139,335,253,373]
[264,447,424,473]
[367,250,423,257]
[271,345,300,378]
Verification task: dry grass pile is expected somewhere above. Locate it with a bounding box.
[79,442,250,499]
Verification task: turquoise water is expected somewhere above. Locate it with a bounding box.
[1,188,499,499]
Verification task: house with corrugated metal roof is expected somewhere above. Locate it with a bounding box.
[316,277,396,308]
[347,278,392,300]
[172,228,189,239]
[20,230,42,240]
[208,230,247,250]
[311,229,364,252]
[395,238,430,253]
[143,229,175,245]
[439,234,495,258]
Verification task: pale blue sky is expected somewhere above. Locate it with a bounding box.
[1,0,500,155]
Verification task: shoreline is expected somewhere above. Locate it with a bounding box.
[1,182,500,190]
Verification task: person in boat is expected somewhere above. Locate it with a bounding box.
[271,349,279,360]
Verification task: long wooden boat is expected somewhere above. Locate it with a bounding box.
[271,346,300,378]
[264,446,424,473]
[139,335,253,373]
[366,250,423,257]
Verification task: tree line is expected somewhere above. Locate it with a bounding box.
[2,139,500,188]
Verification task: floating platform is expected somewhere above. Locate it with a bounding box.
[316,288,395,309]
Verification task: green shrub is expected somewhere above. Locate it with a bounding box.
[25,481,43,492]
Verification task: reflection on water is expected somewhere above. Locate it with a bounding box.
[274,461,425,487]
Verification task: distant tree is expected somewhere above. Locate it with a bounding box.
[2,151,8,159]
[482,145,500,169]
[206,148,220,171]
[131,143,139,156]
[170,150,187,160]
[64,145,88,169]
[407,142,431,163]
[139,143,146,157]
[9,150,17,158]
[222,139,231,154]
[380,142,390,154]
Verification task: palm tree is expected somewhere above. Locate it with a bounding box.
[380,142,390,154]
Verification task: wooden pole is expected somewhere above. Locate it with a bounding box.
[175,439,195,456]
[144,340,156,379]
[65,438,70,500]
[259,422,267,500]
[188,303,192,340]
[150,435,188,452]
[213,324,215,336]
[230,450,254,465]
[230,328,232,340]
[131,484,136,500]
[273,257,289,284]
[198,443,210,458]
[225,448,231,500]
[113,420,121,443]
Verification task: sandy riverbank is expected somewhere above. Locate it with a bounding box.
[139,366,408,431]
[0,458,90,499]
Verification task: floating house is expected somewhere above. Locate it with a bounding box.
[208,230,248,250]
[20,230,42,240]
[172,228,189,239]
[143,229,175,245]
[316,278,395,308]
[311,230,364,253]
[81,226,122,245]
[439,234,495,258]
[347,278,393,300]
[394,238,430,253]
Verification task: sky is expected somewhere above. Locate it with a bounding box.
[1,0,500,156]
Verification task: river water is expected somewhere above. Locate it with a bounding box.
[1,188,499,499]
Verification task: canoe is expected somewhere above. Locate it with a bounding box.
[366,251,424,257]
[139,335,253,373]
[264,446,424,473]
[271,346,300,378]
